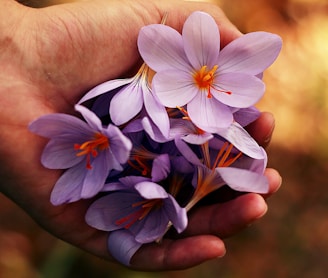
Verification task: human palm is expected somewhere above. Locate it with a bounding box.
[0,0,281,271]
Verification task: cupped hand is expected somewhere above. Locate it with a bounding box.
[0,0,281,271]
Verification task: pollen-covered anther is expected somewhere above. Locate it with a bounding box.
[193,65,232,97]
[74,132,109,169]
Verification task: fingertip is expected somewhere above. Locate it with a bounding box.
[264,168,282,197]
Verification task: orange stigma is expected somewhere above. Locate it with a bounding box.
[74,132,109,169]
[115,199,163,229]
[193,65,231,97]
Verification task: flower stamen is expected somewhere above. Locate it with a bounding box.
[74,132,109,169]
[193,65,232,97]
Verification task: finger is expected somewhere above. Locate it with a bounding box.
[130,235,225,271]
[182,168,281,238]
[184,193,267,239]
[246,111,275,148]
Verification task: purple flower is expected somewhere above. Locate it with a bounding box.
[85,176,188,244]
[28,105,132,205]
[138,11,282,132]
[78,63,170,138]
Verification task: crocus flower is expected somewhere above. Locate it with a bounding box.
[85,176,188,244]
[28,105,132,205]
[138,11,282,132]
[78,63,170,138]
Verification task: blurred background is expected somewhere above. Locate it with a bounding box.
[1,0,328,277]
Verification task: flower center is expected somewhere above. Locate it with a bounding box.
[115,199,163,229]
[193,65,231,98]
[74,132,109,170]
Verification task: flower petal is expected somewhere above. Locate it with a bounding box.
[109,81,144,125]
[138,24,191,72]
[212,73,265,108]
[153,70,197,107]
[81,151,109,198]
[233,106,260,127]
[182,11,220,69]
[151,154,170,182]
[216,167,269,194]
[135,181,169,200]
[108,230,142,266]
[75,104,103,131]
[187,92,233,132]
[143,84,170,138]
[50,164,85,205]
[78,78,133,104]
[41,138,83,169]
[29,113,92,138]
[164,195,188,233]
[218,31,282,75]
[216,122,266,159]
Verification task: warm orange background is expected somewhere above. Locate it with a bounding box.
[1,0,328,277]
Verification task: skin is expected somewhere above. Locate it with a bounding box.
[0,0,281,271]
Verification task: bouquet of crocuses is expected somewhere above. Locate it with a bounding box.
[29,11,282,265]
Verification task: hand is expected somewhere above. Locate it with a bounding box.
[0,0,281,271]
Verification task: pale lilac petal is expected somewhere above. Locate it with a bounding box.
[75,104,103,131]
[135,181,169,200]
[216,167,269,194]
[153,70,197,107]
[134,210,169,243]
[218,32,282,75]
[106,125,132,164]
[216,122,265,159]
[182,11,220,69]
[81,151,109,198]
[85,192,142,231]
[143,84,170,138]
[41,138,83,169]
[109,81,144,125]
[151,154,170,182]
[182,133,213,145]
[212,73,265,108]
[174,137,202,166]
[50,164,85,205]
[233,106,260,126]
[29,114,91,138]
[78,78,133,104]
[108,230,142,266]
[163,195,188,233]
[107,148,124,171]
[187,92,233,132]
[138,24,191,72]
[141,117,169,143]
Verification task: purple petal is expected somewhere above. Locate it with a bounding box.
[143,84,170,138]
[109,81,144,125]
[108,230,142,266]
[174,137,202,166]
[151,154,170,182]
[135,181,169,200]
[41,138,83,169]
[216,167,269,194]
[212,73,265,108]
[78,78,133,104]
[216,122,266,159]
[141,117,169,143]
[163,195,188,233]
[218,31,282,75]
[85,192,142,231]
[81,151,109,198]
[233,106,260,126]
[187,92,233,132]
[75,105,103,131]
[182,11,220,69]
[50,164,85,205]
[138,24,191,72]
[153,70,197,107]
[106,125,132,164]
[29,113,92,138]
[134,210,169,243]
